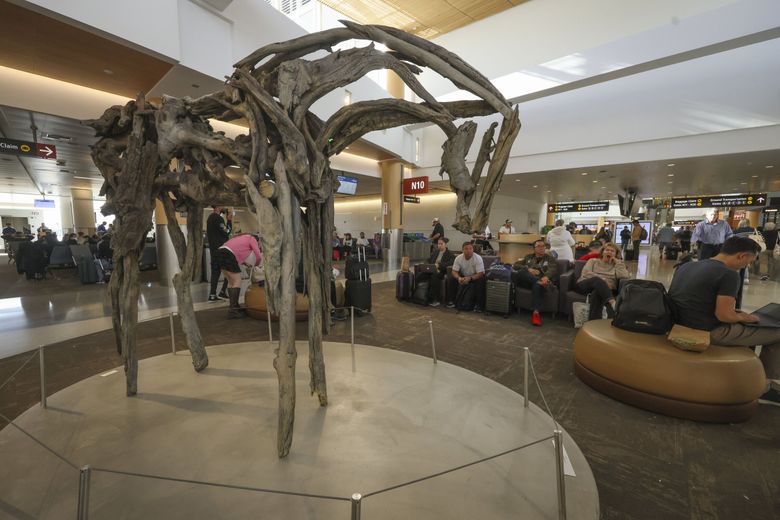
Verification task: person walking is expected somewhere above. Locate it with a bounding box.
[691,208,733,261]
[656,223,676,259]
[207,206,230,302]
[546,219,575,262]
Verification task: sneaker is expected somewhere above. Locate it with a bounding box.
[532,310,542,327]
[217,292,229,300]
[429,301,441,307]
[208,295,218,302]
[758,387,780,406]
[446,302,455,308]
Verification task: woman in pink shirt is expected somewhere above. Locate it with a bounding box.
[214,234,262,318]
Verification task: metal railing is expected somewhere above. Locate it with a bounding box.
[0,312,569,519]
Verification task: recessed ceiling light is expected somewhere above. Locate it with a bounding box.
[532,185,538,188]
[601,186,607,189]
[740,182,747,185]
[103,68,114,75]
[592,180,598,183]
[752,175,759,178]
[667,163,675,167]
[766,165,774,169]
[547,190,551,193]
[581,172,588,176]
[667,173,674,177]
[668,181,673,184]
[515,179,521,182]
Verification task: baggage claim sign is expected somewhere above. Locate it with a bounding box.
[548,200,610,213]
[671,193,767,208]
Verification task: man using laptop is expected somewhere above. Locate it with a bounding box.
[669,236,779,405]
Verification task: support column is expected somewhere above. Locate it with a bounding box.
[154,199,184,287]
[381,160,404,270]
[70,188,96,235]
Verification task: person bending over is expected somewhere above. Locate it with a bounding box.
[579,241,604,262]
[214,234,262,319]
[669,236,779,405]
[513,239,560,326]
[427,238,455,307]
[448,242,486,312]
[576,242,630,321]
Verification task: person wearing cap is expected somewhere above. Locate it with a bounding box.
[499,219,515,235]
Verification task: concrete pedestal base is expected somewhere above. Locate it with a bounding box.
[0,342,598,519]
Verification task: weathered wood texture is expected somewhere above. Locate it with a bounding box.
[87,22,520,457]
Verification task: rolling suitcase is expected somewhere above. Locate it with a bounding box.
[665,247,680,260]
[346,247,369,281]
[78,256,99,284]
[346,256,371,313]
[412,280,429,305]
[395,271,414,301]
[485,280,513,316]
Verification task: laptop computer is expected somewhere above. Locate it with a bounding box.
[747,303,780,328]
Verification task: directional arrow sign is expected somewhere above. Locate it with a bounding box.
[0,138,57,160]
[36,143,57,159]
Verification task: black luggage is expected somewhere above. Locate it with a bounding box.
[485,280,513,316]
[345,279,372,313]
[414,263,437,276]
[613,279,674,335]
[77,256,99,284]
[454,282,476,311]
[21,242,47,280]
[412,280,429,305]
[345,247,370,281]
[395,271,414,301]
[665,247,680,260]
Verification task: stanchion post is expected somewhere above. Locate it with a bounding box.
[266,308,273,343]
[553,429,567,520]
[428,320,437,364]
[77,465,91,520]
[350,493,362,520]
[169,312,176,355]
[350,306,355,350]
[38,346,46,409]
[523,347,529,409]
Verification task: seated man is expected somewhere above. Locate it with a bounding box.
[513,239,560,326]
[426,238,455,307]
[447,242,486,312]
[669,236,779,405]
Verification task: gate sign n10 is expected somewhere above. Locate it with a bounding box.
[403,176,428,195]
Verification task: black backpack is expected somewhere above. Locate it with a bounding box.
[612,280,674,335]
[640,227,648,240]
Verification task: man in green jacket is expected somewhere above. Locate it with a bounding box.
[513,239,560,326]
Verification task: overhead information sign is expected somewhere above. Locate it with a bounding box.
[403,176,429,195]
[547,200,609,213]
[403,195,420,204]
[671,193,767,208]
[0,138,57,159]
[34,199,55,208]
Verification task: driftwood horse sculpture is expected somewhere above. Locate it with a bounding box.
[86,22,520,457]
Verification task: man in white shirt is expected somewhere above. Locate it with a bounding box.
[448,242,486,312]
[499,219,516,235]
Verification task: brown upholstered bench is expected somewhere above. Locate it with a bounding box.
[244,285,309,321]
[573,319,766,423]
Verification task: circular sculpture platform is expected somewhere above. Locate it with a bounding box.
[0,342,599,519]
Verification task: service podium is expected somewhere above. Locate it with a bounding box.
[498,233,541,264]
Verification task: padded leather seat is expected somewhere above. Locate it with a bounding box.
[573,319,766,423]
[244,285,309,321]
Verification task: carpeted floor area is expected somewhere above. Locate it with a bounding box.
[1,281,778,519]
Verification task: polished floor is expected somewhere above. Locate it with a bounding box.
[0,341,598,519]
[0,272,778,519]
